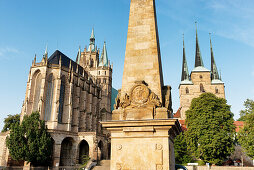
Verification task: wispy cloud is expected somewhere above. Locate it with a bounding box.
[206,0,254,47]
[0,47,20,60]
[158,0,254,47]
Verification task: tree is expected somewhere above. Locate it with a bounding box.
[185,93,235,165]
[174,132,193,164]
[237,100,254,159]
[238,99,254,121]
[6,112,53,166]
[1,114,20,132]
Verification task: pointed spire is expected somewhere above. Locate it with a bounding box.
[195,22,204,68]
[44,44,48,59]
[98,41,109,67]
[181,34,190,81]
[210,33,220,80]
[90,27,95,39]
[88,28,95,52]
[33,54,36,65]
[76,46,81,64]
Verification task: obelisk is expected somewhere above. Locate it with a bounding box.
[101,0,181,169]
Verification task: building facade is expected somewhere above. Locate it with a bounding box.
[0,29,113,167]
[178,30,225,120]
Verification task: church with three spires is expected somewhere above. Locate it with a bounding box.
[176,26,225,120]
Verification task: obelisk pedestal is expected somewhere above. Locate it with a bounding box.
[101,0,181,169]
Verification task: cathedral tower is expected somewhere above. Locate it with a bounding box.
[178,29,225,120]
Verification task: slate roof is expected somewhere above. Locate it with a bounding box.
[48,50,86,76]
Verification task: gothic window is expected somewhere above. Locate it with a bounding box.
[32,71,42,112]
[44,74,54,121]
[91,59,94,67]
[58,76,66,123]
[215,87,219,94]
[185,87,189,94]
[200,83,205,93]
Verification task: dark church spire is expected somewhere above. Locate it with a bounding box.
[210,34,220,80]
[181,34,190,81]
[195,22,204,68]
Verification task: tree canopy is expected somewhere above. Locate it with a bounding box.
[238,99,254,121]
[237,99,254,159]
[174,132,193,164]
[6,112,53,166]
[1,114,20,132]
[185,93,235,165]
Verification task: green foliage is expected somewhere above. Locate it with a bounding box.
[174,132,193,164]
[237,99,254,159]
[1,114,20,132]
[6,112,53,166]
[185,93,235,165]
[238,99,254,121]
[81,155,90,166]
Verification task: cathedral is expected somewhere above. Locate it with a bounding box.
[176,28,225,120]
[0,29,113,167]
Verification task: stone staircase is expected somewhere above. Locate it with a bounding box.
[92,160,110,170]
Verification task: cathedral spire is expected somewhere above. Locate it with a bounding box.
[181,34,190,81]
[210,34,219,80]
[98,41,109,67]
[44,44,48,59]
[195,22,204,68]
[76,46,81,64]
[88,28,95,52]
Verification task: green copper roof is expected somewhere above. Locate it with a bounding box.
[192,66,210,72]
[76,46,81,64]
[90,28,95,39]
[99,41,109,67]
[211,79,224,84]
[195,23,204,68]
[181,35,191,82]
[210,35,220,80]
[88,28,95,52]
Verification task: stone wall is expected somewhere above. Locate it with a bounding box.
[0,132,8,166]
[186,166,254,170]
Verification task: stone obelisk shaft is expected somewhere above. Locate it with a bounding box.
[121,0,164,101]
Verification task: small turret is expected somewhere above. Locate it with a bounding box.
[192,23,209,72]
[194,22,204,68]
[76,46,81,64]
[210,34,219,80]
[88,28,95,52]
[180,34,192,85]
[98,41,109,67]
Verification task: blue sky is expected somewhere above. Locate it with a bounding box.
[0,0,254,130]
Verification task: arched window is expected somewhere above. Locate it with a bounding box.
[98,71,100,75]
[215,87,219,94]
[200,83,205,93]
[185,87,189,94]
[58,76,66,123]
[44,74,54,121]
[104,71,106,75]
[91,59,94,67]
[32,71,42,112]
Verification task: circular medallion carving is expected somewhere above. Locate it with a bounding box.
[117,144,122,150]
[156,144,163,150]
[131,84,149,105]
